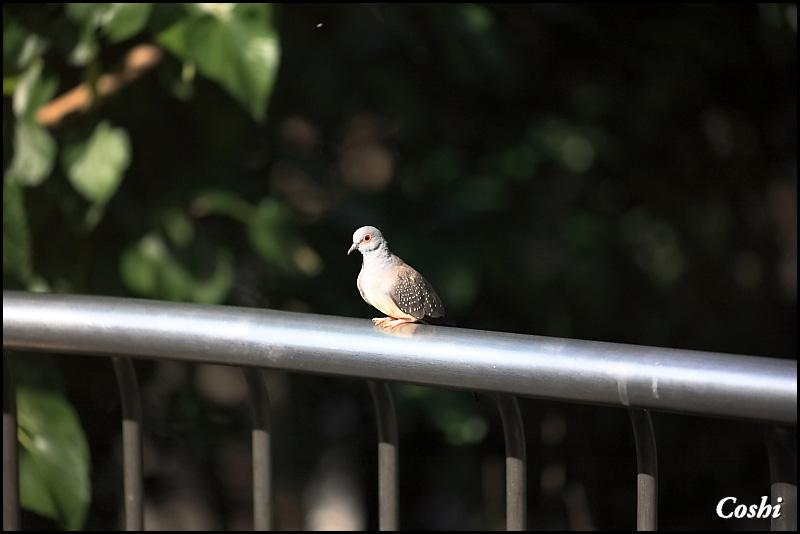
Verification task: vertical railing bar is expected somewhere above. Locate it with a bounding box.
[495,394,527,531]
[368,381,399,531]
[111,357,144,531]
[243,368,272,531]
[3,354,20,531]
[764,425,797,531]
[628,409,658,531]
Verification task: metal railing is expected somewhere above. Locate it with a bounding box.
[2,290,797,530]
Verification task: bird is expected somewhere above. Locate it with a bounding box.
[348,225,455,329]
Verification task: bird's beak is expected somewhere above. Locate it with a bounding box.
[347,242,358,255]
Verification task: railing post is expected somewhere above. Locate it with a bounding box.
[764,425,797,531]
[112,357,144,531]
[628,409,657,531]
[368,381,399,531]
[243,368,272,531]
[496,394,526,531]
[3,354,20,531]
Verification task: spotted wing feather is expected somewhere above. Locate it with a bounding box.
[389,264,454,326]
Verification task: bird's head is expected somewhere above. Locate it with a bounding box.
[348,225,385,255]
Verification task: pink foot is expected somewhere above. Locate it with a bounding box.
[372,317,415,329]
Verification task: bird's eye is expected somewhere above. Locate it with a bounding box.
[363,234,372,242]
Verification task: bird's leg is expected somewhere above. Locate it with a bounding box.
[372,317,415,329]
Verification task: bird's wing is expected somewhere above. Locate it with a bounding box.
[389,264,449,323]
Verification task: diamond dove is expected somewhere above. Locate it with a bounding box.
[348,226,455,329]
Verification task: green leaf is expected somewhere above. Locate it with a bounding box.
[190,249,234,304]
[17,387,91,531]
[120,233,234,304]
[3,21,49,72]
[162,208,195,248]
[247,198,296,273]
[4,118,57,187]
[100,3,153,42]
[190,190,252,221]
[61,121,131,204]
[2,182,33,283]
[65,3,103,25]
[65,4,101,66]
[66,3,152,42]
[247,198,322,276]
[4,60,59,187]
[119,235,162,296]
[158,3,281,121]
[12,60,59,119]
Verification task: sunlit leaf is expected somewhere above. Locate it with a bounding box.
[17,387,90,531]
[12,61,57,118]
[61,121,131,204]
[100,3,153,42]
[65,3,152,47]
[4,60,58,187]
[65,4,101,66]
[158,3,280,121]
[4,118,57,187]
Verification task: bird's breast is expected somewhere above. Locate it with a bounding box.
[357,266,414,320]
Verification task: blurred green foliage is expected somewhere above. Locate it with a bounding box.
[17,386,91,531]
[158,3,279,121]
[4,2,282,528]
[3,2,796,530]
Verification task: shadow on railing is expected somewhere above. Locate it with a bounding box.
[3,291,797,531]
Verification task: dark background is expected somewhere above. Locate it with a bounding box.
[4,3,796,530]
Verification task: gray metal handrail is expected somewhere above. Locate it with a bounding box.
[2,290,797,531]
[2,291,795,423]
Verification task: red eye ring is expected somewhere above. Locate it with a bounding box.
[363,234,372,242]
